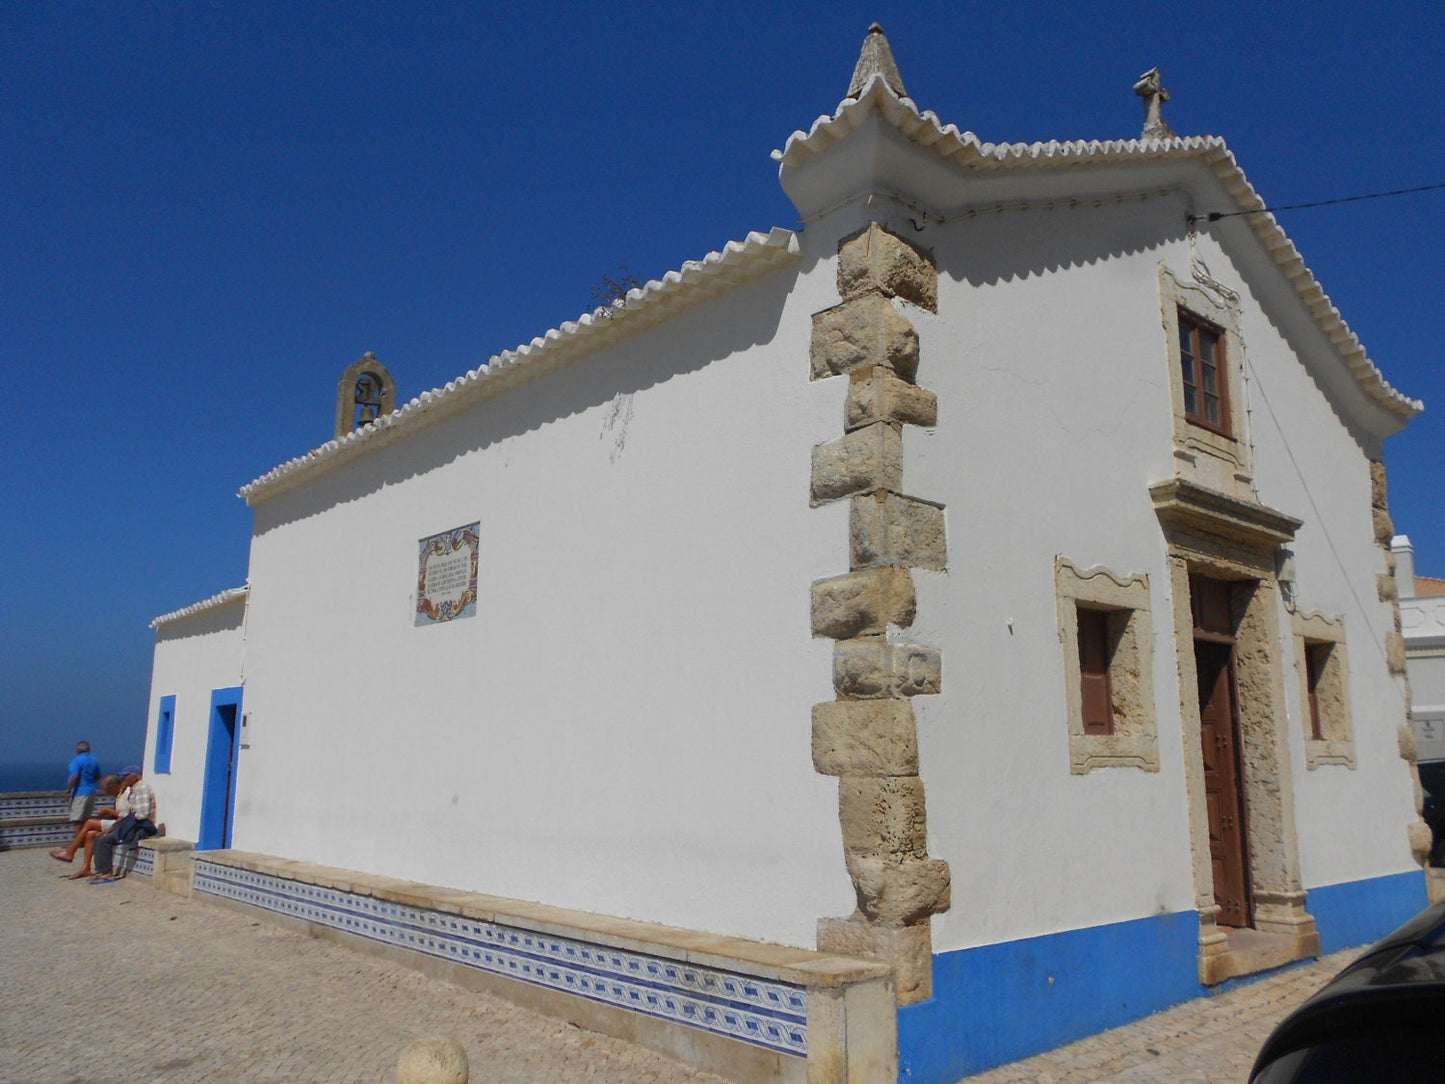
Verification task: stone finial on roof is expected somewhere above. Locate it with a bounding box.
[1133,67,1177,140]
[847,23,907,99]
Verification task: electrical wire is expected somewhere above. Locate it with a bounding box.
[1197,181,1445,222]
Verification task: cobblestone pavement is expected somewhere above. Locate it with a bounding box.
[3,846,1352,1083]
[0,848,731,1083]
[960,947,1353,1084]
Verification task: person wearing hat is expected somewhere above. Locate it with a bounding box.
[64,740,100,824]
[89,766,157,884]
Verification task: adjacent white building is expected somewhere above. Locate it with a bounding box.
[141,28,1428,1082]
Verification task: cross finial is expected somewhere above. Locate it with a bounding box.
[1133,67,1177,140]
[847,23,907,99]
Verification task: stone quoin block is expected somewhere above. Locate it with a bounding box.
[811,567,916,639]
[818,916,935,1005]
[810,295,919,381]
[850,492,947,571]
[837,776,929,858]
[811,699,920,777]
[1409,819,1433,864]
[1378,572,1398,603]
[1373,507,1396,549]
[844,853,951,926]
[833,638,941,699]
[837,223,938,313]
[1386,630,1408,676]
[846,367,938,431]
[1370,459,1390,510]
[1370,460,1394,546]
[1399,723,1419,763]
[811,423,904,505]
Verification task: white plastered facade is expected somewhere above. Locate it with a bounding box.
[142,591,247,843]
[143,37,1424,1012]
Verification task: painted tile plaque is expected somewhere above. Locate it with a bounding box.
[416,523,479,625]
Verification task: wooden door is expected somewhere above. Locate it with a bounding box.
[1196,639,1251,927]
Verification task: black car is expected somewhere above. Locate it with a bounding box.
[1250,899,1445,1082]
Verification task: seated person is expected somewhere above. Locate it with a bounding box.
[89,767,157,884]
[49,775,123,877]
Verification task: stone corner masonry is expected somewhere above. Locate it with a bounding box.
[808,222,950,1006]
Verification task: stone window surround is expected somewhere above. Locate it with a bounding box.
[1293,611,1355,769]
[1158,266,1253,491]
[1054,558,1159,774]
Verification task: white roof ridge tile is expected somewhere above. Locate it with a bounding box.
[239,227,801,504]
[151,585,249,629]
[774,77,1418,420]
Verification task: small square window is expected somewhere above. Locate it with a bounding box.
[1179,311,1230,437]
[1304,641,1331,741]
[153,694,176,775]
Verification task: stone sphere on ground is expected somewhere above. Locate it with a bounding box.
[396,1035,468,1084]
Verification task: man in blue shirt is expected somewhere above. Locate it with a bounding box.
[65,740,100,824]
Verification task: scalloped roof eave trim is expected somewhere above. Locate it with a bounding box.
[151,586,249,629]
[239,228,801,505]
[774,74,1419,421]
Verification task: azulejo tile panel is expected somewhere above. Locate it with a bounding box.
[0,822,74,849]
[194,861,807,1058]
[0,794,70,819]
[129,848,155,877]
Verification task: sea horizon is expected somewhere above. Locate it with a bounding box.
[0,758,143,794]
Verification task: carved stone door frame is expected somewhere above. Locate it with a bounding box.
[1152,479,1320,983]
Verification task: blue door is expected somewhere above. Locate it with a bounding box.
[197,686,242,849]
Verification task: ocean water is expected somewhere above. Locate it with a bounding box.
[0,762,68,793]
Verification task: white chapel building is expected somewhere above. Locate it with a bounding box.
[141,27,1428,1083]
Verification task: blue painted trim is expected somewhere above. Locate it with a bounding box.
[899,910,1200,1083]
[1307,870,1427,954]
[899,871,1431,1083]
[153,694,176,775]
[197,686,242,850]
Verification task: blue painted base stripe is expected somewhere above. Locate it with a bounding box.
[900,870,1431,1083]
[1307,870,1427,954]
[900,910,1200,1083]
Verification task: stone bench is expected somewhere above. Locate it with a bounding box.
[143,846,894,1082]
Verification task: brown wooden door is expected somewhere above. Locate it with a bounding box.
[1196,638,1252,927]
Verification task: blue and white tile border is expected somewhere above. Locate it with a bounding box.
[195,858,808,1058]
[0,820,74,849]
[0,793,71,820]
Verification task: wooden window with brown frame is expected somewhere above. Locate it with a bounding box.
[1077,606,1115,735]
[1304,641,1331,742]
[1179,310,1230,437]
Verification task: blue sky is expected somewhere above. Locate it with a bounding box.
[3,3,1441,770]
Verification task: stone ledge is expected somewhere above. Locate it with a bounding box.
[1200,926,1320,985]
[189,849,897,1082]
[198,849,888,991]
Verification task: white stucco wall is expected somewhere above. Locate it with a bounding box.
[153,155,1416,959]
[141,599,247,842]
[898,195,1196,953]
[1217,231,1417,893]
[234,261,858,949]
[860,187,1418,954]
